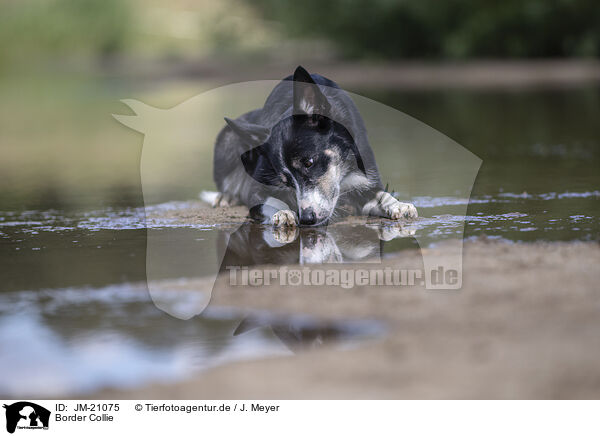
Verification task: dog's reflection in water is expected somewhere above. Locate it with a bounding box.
[233,316,363,353]
[218,221,416,269]
[217,221,413,352]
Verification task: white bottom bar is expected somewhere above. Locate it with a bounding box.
[1,400,597,436]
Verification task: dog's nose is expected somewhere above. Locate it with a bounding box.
[299,208,317,225]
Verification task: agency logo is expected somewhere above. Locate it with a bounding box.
[3,402,50,434]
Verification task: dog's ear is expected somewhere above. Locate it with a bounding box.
[233,316,267,336]
[292,66,331,116]
[225,117,270,147]
[240,145,278,186]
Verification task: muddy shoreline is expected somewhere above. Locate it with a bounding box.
[88,203,600,398]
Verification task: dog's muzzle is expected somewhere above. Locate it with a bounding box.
[299,207,317,225]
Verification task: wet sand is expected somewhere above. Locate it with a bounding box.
[97,204,600,399]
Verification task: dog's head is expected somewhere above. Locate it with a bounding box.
[226,66,366,226]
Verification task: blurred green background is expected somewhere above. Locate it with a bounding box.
[0,0,599,210]
[251,0,600,59]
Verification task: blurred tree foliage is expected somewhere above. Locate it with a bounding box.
[0,0,131,70]
[249,0,600,58]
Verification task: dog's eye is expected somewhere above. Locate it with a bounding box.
[304,158,314,168]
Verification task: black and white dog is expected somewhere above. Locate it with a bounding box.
[210,66,418,226]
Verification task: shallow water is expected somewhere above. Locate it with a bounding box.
[0,283,383,397]
[1,190,598,290]
[1,85,599,396]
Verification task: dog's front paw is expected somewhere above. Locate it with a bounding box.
[388,202,418,220]
[370,222,417,241]
[213,192,240,207]
[271,209,298,227]
[272,226,299,244]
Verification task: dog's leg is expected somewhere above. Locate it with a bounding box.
[213,192,241,207]
[362,191,418,220]
[250,197,298,227]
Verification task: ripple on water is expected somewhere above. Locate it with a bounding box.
[0,191,597,243]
